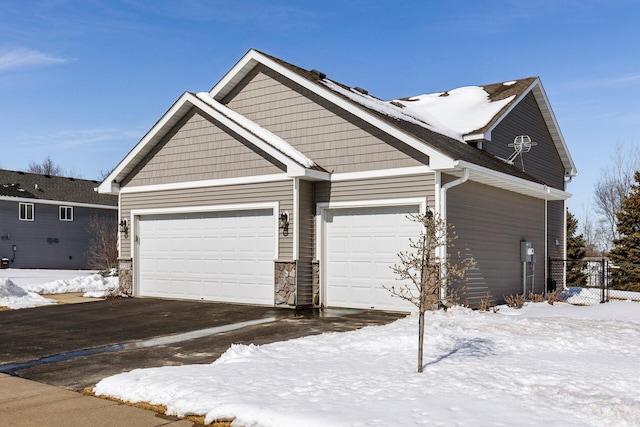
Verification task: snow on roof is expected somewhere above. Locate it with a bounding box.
[196,92,316,169]
[399,86,516,135]
[322,80,516,141]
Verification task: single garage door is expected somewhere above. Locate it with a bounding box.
[324,205,421,312]
[137,209,275,305]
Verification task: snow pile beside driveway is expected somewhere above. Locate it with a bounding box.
[20,273,118,297]
[94,302,640,426]
[0,278,57,309]
[0,270,120,308]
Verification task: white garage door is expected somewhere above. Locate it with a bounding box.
[137,209,274,305]
[324,205,422,312]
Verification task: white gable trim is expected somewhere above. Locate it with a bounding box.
[209,50,456,171]
[463,79,577,178]
[98,91,319,195]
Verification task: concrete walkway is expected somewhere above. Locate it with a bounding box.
[0,373,193,426]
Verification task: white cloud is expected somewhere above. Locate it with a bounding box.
[0,48,72,72]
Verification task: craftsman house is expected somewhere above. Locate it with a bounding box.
[99,49,577,311]
[0,170,117,269]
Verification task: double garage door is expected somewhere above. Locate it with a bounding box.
[324,204,421,312]
[137,209,274,305]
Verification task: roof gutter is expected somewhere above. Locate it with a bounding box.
[439,166,469,302]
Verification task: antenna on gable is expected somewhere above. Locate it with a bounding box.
[506,135,537,171]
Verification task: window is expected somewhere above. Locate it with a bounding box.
[60,206,73,221]
[19,203,34,221]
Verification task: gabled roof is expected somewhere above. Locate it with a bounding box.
[100,49,574,201]
[98,90,328,194]
[0,169,117,208]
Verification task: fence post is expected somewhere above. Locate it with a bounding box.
[600,258,606,304]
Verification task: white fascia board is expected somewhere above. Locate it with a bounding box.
[209,50,455,170]
[454,160,571,200]
[463,132,488,142]
[0,196,117,210]
[209,51,259,101]
[330,165,433,182]
[98,92,195,195]
[287,166,330,181]
[530,83,578,177]
[188,94,307,174]
[120,173,291,194]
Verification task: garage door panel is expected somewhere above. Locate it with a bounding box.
[138,209,274,305]
[325,205,420,312]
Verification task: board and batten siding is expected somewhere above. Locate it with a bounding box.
[123,108,285,188]
[223,64,429,174]
[487,92,566,190]
[119,180,294,259]
[547,200,565,260]
[445,177,546,307]
[296,179,315,305]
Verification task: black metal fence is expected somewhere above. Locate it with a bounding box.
[548,258,640,305]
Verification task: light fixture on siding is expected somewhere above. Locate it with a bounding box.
[279,211,290,236]
[119,219,129,237]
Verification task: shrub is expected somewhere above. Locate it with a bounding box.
[528,292,545,303]
[546,290,564,305]
[503,293,525,308]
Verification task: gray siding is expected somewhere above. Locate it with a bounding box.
[315,173,436,206]
[223,64,429,174]
[446,177,546,307]
[296,179,315,305]
[0,200,116,269]
[123,108,285,187]
[547,200,565,260]
[119,180,293,259]
[487,92,566,190]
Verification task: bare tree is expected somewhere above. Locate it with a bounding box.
[580,203,606,256]
[385,212,475,373]
[27,155,64,176]
[87,215,118,271]
[593,141,640,251]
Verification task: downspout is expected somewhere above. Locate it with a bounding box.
[439,167,470,301]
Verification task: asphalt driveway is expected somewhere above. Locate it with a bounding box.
[0,298,405,391]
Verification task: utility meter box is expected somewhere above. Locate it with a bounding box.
[520,241,534,263]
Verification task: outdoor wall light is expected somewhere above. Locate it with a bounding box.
[119,219,129,237]
[279,210,290,236]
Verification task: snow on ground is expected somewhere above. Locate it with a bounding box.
[0,269,119,309]
[94,301,640,427]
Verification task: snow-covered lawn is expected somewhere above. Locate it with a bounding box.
[94,301,640,427]
[0,269,119,309]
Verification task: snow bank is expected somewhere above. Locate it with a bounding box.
[94,302,640,426]
[0,270,121,309]
[20,273,118,296]
[0,278,56,309]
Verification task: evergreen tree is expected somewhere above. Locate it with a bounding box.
[566,209,587,287]
[609,171,640,291]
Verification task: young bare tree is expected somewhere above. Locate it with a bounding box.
[385,212,475,373]
[87,214,118,271]
[594,141,639,250]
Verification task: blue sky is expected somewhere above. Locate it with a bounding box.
[1,1,639,222]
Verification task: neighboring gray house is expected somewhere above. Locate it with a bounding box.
[0,170,118,269]
[99,49,577,311]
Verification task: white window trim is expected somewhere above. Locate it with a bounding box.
[19,202,34,221]
[59,206,74,221]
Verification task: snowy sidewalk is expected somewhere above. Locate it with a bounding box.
[0,373,192,427]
